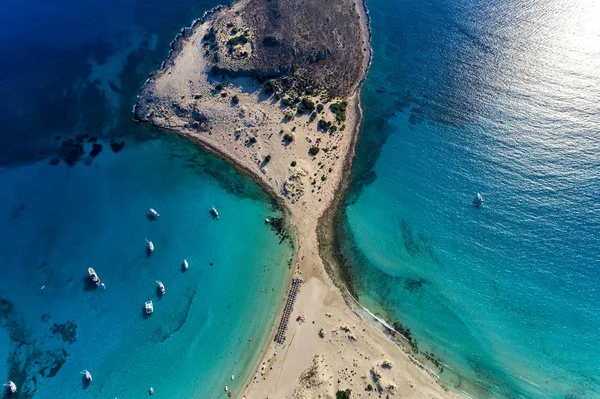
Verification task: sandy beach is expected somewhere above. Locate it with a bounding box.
[134,0,460,397]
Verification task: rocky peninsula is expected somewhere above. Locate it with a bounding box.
[135,0,458,397]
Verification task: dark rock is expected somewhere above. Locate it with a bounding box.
[50,321,77,344]
[59,139,85,166]
[89,143,103,157]
[109,140,125,153]
[49,157,61,166]
[87,136,98,143]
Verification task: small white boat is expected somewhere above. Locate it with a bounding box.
[224,385,228,391]
[182,259,189,270]
[4,381,16,394]
[156,280,165,295]
[80,370,92,382]
[473,192,484,208]
[210,206,219,219]
[149,208,160,218]
[146,239,154,253]
[145,300,154,315]
[149,387,154,395]
[231,374,235,380]
[88,267,101,285]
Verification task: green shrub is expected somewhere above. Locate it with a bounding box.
[309,146,320,156]
[318,119,333,131]
[264,155,271,163]
[291,161,297,167]
[265,80,277,94]
[336,390,351,399]
[282,97,293,107]
[301,97,316,112]
[330,101,348,122]
[321,175,327,181]
[283,133,294,142]
[202,29,215,42]
[227,32,249,46]
[316,103,324,113]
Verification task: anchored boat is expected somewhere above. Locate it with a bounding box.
[3,381,16,394]
[80,370,92,382]
[145,300,154,315]
[88,267,101,285]
[472,192,484,208]
[149,208,160,218]
[146,239,154,253]
[156,280,165,295]
[182,259,189,271]
[210,206,219,219]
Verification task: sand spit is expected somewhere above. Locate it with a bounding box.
[134,0,459,397]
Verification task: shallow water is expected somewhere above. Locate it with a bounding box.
[339,0,600,397]
[0,137,293,398]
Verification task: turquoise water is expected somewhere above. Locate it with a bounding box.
[0,136,293,398]
[0,0,294,395]
[339,0,600,398]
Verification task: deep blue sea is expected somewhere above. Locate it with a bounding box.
[339,0,600,398]
[0,0,294,398]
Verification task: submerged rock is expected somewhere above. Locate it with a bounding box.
[59,139,84,166]
[89,143,103,157]
[50,321,77,344]
[110,140,125,153]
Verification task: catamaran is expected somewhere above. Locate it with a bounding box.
[156,280,165,295]
[149,208,160,218]
[4,381,16,394]
[80,370,92,382]
[146,239,154,253]
[88,267,101,285]
[145,300,154,315]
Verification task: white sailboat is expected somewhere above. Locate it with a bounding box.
[146,239,154,253]
[149,208,160,218]
[3,381,16,394]
[182,259,189,271]
[156,280,165,295]
[88,267,101,285]
[80,370,92,382]
[210,206,219,219]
